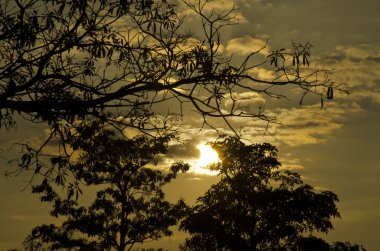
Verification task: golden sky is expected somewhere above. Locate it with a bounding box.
[1,0,380,250]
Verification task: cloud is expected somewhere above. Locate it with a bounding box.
[166,137,202,160]
[336,45,379,60]
[319,44,380,110]
[248,67,276,81]
[199,0,236,12]
[275,108,341,146]
[220,101,360,148]
[224,91,266,108]
[171,44,380,150]
[179,0,248,23]
[279,153,305,171]
[349,88,380,111]
[226,36,270,56]
[324,44,380,63]
[271,102,362,147]
[194,0,248,24]
[239,0,275,8]
[367,56,380,63]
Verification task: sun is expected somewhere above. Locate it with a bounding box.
[197,144,219,167]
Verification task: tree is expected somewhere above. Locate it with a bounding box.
[0,0,344,132]
[1,0,348,191]
[23,128,189,251]
[179,137,342,251]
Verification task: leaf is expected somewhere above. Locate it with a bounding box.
[20,153,32,169]
[107,47,114,58]
[68,186,74,200]
[55,174,62,185]
[76,187,83,201]
[100,47,106,58]
[35,163,42,174]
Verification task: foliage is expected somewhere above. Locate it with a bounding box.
[24,129,189,251]
[292,236,331,251]
[0,0,344,132]
[330,242,367,251]
[1,0,349,190]
[180,137,341,251]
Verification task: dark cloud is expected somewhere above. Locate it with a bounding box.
[366,56,380,63]
[166,138,201,159]
[348,57,364,63]
[324,54,346,63]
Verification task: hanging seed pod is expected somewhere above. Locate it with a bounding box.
[327,87,333,100]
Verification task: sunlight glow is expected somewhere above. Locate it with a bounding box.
[184,144,220,176]
[197,144,219,167]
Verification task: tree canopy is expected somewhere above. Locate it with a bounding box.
[180,137,342,251]
[24,129,189,251]
[1,0,349,188]
[0,0,343,133]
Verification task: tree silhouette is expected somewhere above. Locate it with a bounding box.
[24,129,189,251]
[1,0,348,189]
[179,137,356,251]
[0,0,344,133]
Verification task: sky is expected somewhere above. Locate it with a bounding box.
[1,0,380,250]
